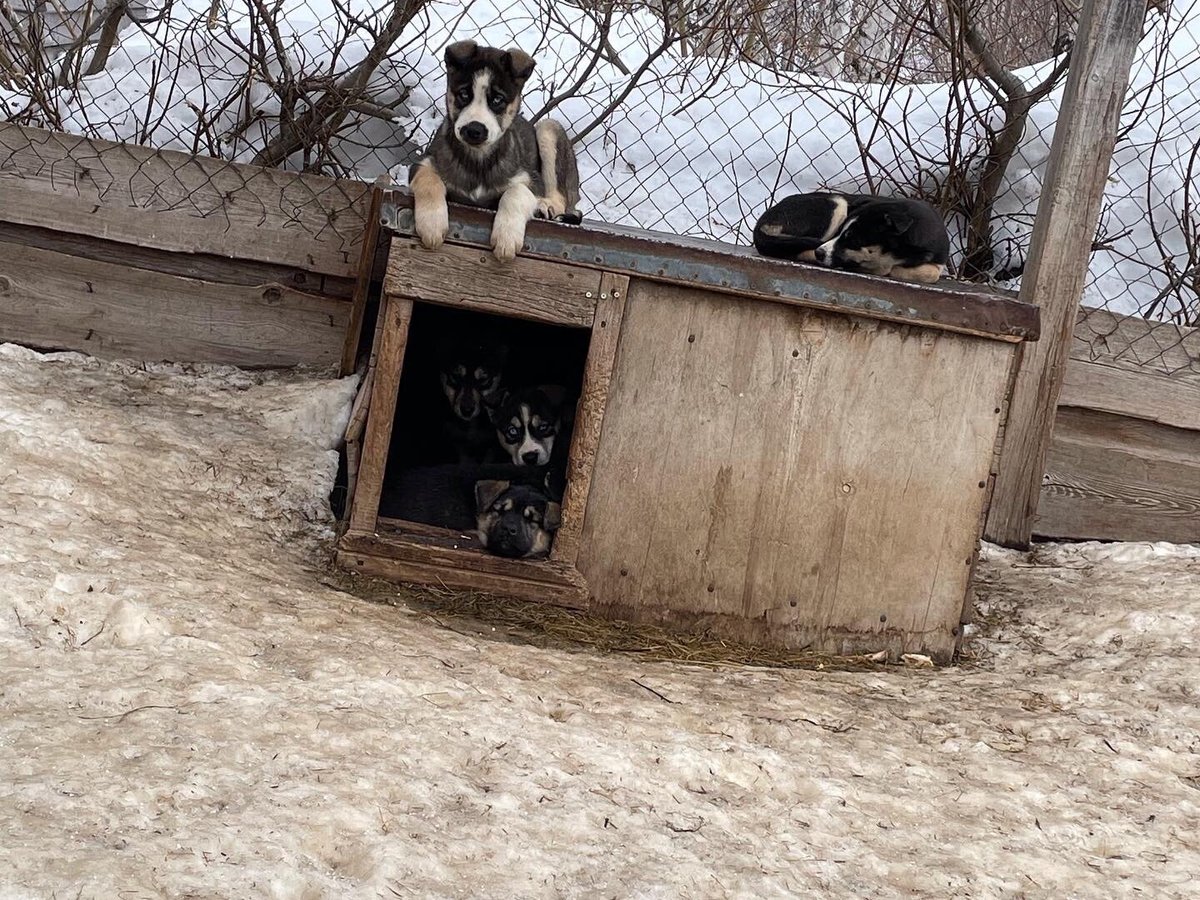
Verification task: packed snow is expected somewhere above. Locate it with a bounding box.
[4,0,1200,319]
[2,345,1198,897]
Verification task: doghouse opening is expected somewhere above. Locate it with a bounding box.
[376,303,592,560]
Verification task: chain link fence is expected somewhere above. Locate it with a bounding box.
[2,0,1199,375]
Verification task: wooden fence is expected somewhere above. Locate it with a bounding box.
[0,123,369,369]
[1036,309,1200,544]
[0,122,1196,544]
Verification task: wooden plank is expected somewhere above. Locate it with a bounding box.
[985,0,1148,547]
[344,525,587,589]
[0,220,355,299]
[341,177,390,375]
[551,272,629,566]
[385,238,602,327]
[0,238,347,367]
[1059,357,1200,431]
[576,280,1015,662]
[337,549,588,608]
[347,293,412,534]
[382,191,1040,342]
[1034,406,1200,543]
[0,122,369,278]
[1072,306,1200,385]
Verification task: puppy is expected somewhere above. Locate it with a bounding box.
[436,337,509,464]
[475,480,562,559]
[753,192,949,284]
[379,462,549,531]
[494,386,568,467]
[409,39,583,262]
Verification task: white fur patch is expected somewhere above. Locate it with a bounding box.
[822,196,850,241]
[491,178,538,262]
[454,71,501,151]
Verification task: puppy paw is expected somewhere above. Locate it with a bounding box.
[414,201,449,250]
[490,212,527,262]
[534,197,562,220]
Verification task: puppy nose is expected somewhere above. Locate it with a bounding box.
[521,450,540,466]
[459,122,487,145]
[504,522,520,536]
[814,248,827,262]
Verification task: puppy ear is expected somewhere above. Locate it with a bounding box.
[505,48,536,80]
[543,501,562,531]
[884,211,913,233]
[445,40,478,69]
[475,479,510,513]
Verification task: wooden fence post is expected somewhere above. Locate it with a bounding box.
[984,0,1148,548]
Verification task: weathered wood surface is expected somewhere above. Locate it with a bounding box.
[0,122,369,278]
[386,238,602,327]
[1030,307,1200,543]
[1036,407,1200,543]
[347,293,413,534]
[551,272,629,567]
[341,177,390,375]
[985,0,1148,547]
[339,526,588,608]
[0,238,348,367]
[382,192,1040,343]
[576,280,1015,662]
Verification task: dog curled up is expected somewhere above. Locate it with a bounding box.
[753,191,950,284]
[409,39,583,262]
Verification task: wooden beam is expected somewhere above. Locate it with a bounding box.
[340,175,390,376]
[551,272,629,566]
[984,0,1148,547]
[346,292,413,534]
[0,122,369,278]
[0,238,348,368]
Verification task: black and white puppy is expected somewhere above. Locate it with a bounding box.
[475,480,562,559]
[493,386,567,467]
[436,337,509,464]
[409,39,582,262]
[753,191,950,284]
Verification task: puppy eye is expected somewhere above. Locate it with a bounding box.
[488,93,506,111]
[505,426,521,441]
[524,507,541,522]
[455,89,471,104]
[535,423,555,437]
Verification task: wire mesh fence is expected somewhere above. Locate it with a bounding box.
[2,0,1199,375]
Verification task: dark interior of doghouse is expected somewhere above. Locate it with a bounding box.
[375,303,591,554]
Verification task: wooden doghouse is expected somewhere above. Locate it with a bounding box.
[337,190,1040,662]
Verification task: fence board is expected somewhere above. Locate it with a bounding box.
[0,123,369,279]
[1036,407,1200,544]
[0,239,348,368]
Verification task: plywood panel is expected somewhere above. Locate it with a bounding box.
[1035,406,1200,543]
[0,122,368,278]
[385,239,602,327]
[0,239,348,367]
[577,280,1015,660]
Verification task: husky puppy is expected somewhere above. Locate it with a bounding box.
[409,39,583,262]
[475,480,562,559]
[435,337,509,464]
[753,191,950,284]
[494,386,569,467]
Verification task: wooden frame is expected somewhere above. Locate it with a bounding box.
[339,237,629,609]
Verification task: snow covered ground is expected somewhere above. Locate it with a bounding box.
[2,344,1199,898]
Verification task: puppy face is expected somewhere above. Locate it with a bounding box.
[444,40,535,154]
[475,480,562,559]
[814,207,940,277]
[439,341,507,423]
[495,388,559,467]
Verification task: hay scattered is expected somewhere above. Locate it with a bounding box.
[328,568,899,672]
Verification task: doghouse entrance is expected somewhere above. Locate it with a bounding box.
[379,304,591,546]
[339,234,630,608]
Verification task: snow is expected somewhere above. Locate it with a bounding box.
[2,344,1198,897]
[4,0,1200,319]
